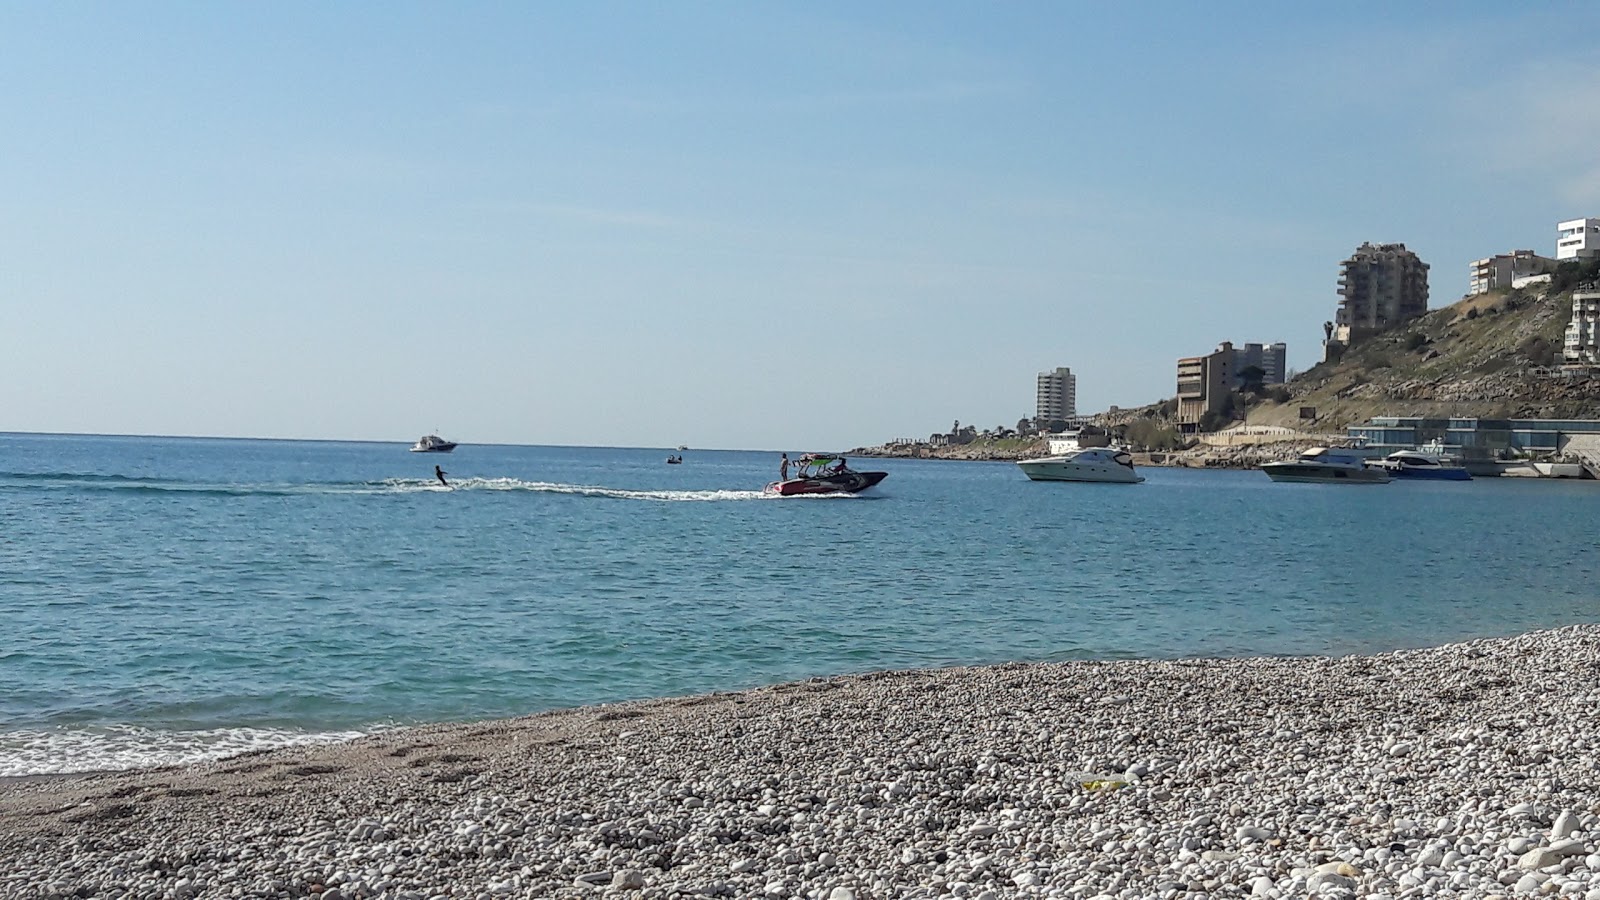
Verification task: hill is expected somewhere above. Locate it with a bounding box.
[1244,272,1600,432]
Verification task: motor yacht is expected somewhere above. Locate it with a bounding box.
[1372,450,1471,481]
[1016,447,1144,484]
[1263,447,1389,484]
[766,454,888,496]
[409,434,458,453]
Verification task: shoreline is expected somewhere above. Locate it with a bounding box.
[7,626,1600,898]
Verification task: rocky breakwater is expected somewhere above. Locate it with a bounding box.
[7,626,1600,898]
[1138,440,1320,470]
[851,441,1046,462]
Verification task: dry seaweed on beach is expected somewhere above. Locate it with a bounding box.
[5,627,1600,899]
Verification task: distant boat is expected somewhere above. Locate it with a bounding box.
[1371,450,1471,481]
[409,434,457,453]
[676,445,688,451]
[665,455,683,464]
[1263,447,1389,484]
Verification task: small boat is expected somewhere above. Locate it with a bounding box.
[1263,447,1389,484]
[1371,450,1471,481]
[766,454,887,496]
[1016,447,1144,484]
[665,455,683,464]
[409,434,457,453]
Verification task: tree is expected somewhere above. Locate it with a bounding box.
[1238,365,1266,394]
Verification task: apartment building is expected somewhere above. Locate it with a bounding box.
[1564,286,1600,364]
[1557,218,1600,261]
[1468,250,1556,296]
[1333,242,1429,346]
[1233,342,1287,386]
[1035,367,1077,424]
[1175,342,1234,432]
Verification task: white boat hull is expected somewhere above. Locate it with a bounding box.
[1016,458,1144,483]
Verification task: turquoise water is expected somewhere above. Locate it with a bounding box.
[3,432,1597,774]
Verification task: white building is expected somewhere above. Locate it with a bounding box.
[1468,250,1556,296]
[1564,287,1600,363]
[1035,367,1077,424]
[1557,218,1600,261]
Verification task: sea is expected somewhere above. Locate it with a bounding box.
[3,432,1597,776]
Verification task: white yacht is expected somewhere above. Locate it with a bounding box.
[1017,447,1145,484]
[1263,447,1389,484]
[409,434,458,453]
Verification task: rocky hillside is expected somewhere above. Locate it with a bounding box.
[1246,276,1600,431]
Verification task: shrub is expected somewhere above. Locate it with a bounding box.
[1405,333,1429,351]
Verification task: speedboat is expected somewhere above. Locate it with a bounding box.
[1016,447,1144,483]
[766,454,888,496]
[665,454,683,464]
[1372,450,1471,481]
[1263,447,1389,484]
[409,434,457,453]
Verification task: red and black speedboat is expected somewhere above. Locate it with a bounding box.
[766,454,888,496]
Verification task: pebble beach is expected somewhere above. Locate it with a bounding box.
[6,626,1600,900]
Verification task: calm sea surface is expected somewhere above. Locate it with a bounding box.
[3,432,1597,774]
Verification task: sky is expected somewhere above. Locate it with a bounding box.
[4,2,1600,451]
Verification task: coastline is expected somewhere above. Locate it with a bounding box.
[7,627,1600,898]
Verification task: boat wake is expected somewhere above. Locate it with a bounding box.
[1,472,864,502]
[376,477,777,502]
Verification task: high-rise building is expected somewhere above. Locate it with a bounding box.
[1332,242,1429,349]
[1233,342,1287,387]
[1557,218,1600,261]
[1035,367,1077,424]
[1175,342,1234,432]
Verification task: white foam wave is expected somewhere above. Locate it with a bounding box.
[0,724,374,776]
[377,477,777,502]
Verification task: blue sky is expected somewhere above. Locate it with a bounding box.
[4,3,1598,450]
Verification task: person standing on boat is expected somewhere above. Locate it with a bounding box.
[780,454,790,480]
[434,465,448,487]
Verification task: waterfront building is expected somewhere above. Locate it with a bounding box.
[1468,250,1556,296]
[1035,367,1077,424]
[1557,217,1600,261]
[1175,342,1234,432]
[1346,416,1600,467]
[1564,286,1600,363]
[1232,342,1287,387]
[1331,242,1430,349]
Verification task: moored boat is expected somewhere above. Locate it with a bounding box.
[766,454,887,496]
[1016,447,1144,484]
[1263,447,1389,484]
[409,434,458,453]
[1372,450,1471,481]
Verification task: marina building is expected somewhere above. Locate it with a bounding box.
[1332,242,1430,349]
[1346,416,1600,471]
[1232,342,1287,387]
[1035,367,1077,425]
[1564,286,1600,364]
[1467,250,1556,296]
[1557,218,1600,261]
[1175,342,1234,432]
